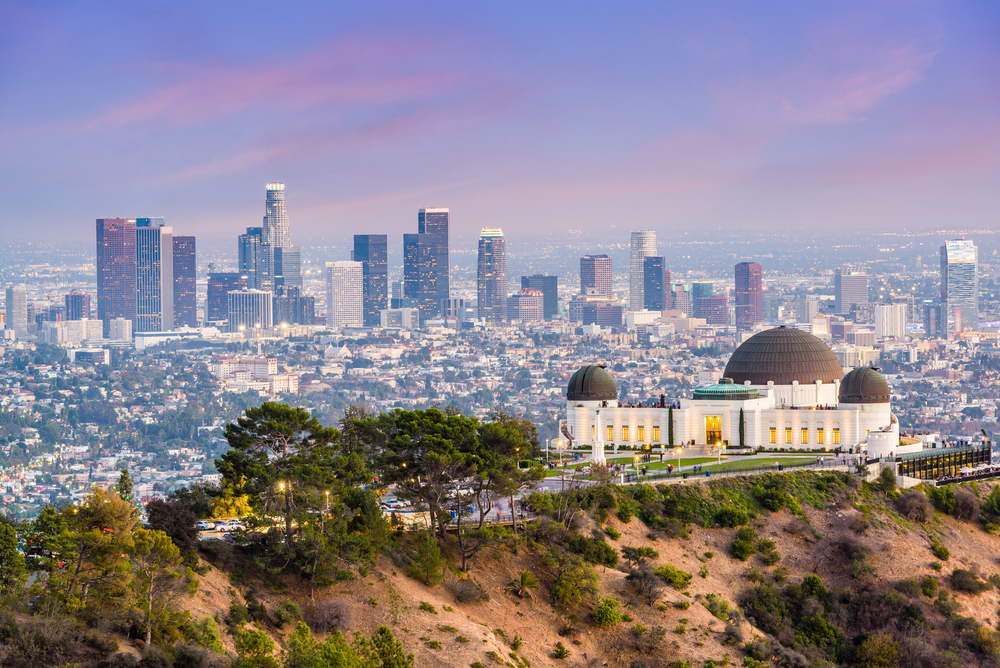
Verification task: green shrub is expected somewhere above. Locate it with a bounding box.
[408,533,445,586]
[754,487,786,512]
[931,540,950,561]
[617,498,635,523]
[592,598,623,627]
[419,601,438,614]
[894,579,921,598]
[565,534,618,568]
[730,527,759,561]
[951,569,991,594]
[274,600,302,629]
[713,506,748,527]
[930,486,956,514]
[921,576,938,597]
[654,564,693,591]
[552,641,571,659]
[621,545,659,569]
[604,526,621,540]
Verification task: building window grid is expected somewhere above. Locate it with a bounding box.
[607,425,614,442]
[832,428,840,445]
[769,427,777,444]
[652,426,660,442]
[817,428,824,445]
[801,428,808,444]
[637,426,645,442]
[785,427,792,444]
[622,425,630,442]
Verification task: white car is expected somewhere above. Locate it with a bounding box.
[216,521,244,532]
[196,521,215,531]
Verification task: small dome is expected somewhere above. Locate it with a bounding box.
[724,326,844,386]
[693,377,760,401]
[839,366,891,404]
[566,365,617,402]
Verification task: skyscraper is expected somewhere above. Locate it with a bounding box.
[96,218,137,337]
[227,289,273,333]
[403,233,441,319]
[735,262,763,331]
[353,235,388,327]
[834,270,869,314]
[173,236,197,327]
[520,275,558,320]
[875,303,907,340]
[695,295,729,326]
[273,246,302,291]
[135,218,174,332]
[477,228,507,324]
[207,272,247,323]
[691,281,713,301]
[629,231,657,311]
[238,227,264,289]
[64,292,91,321]
[5,284,27,336]
[418,207,450,308]
[940,239,978,335]
[326,261,363,328]
[507,288,544,323]
[580,254,612,299]
[642,257,667,311]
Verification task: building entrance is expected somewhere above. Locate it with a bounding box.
[705,416,722,445]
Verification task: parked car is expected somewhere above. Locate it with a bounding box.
[196,521,215,530]
[216,521,245,532]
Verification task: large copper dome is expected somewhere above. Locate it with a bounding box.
[566,365,618,402]
[724,326,844,386]
[839,366,891,404]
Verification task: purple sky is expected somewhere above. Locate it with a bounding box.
[2,1,998,243]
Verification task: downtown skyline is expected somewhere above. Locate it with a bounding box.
[1,1,998,243]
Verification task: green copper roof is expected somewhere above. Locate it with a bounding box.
[693,378,759,400]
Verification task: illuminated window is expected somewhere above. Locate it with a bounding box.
[785,427,792,444]
[622,425,630,442]
[637,426,645,442]
[833,428,840,445]
[801,428,808,444]
[591,425,595,440]
[817,428,824,445]
[653,426,660,442]
[769,427,777,444]
[607,425,614,442]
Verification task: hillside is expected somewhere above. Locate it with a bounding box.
[169,470,1000,668]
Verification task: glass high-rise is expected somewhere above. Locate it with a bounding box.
[273,246,302,291]
[207,273,247,323]
[354,235,388,326]
[326,261,363,328]
[5,284,27,336]
[940,240,978,335]
[735,261,763,331]
[520,274,558,320]
[477,228,507,324]
[629,230,657,311]
[135,218,174,332]
[227,289,273,333]
[643,257,667,311]
[580,254,612,299]
[834,270,868,314]
[173,236,197,327]
[403,233,441,319]
[238,227,263,289]
[65,292,91,321]
[96,218,137,337]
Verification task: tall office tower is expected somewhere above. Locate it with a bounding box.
[403,233,441,319]
[263,182,290,247]
[353,235,388,326]
[325,261,363,328]
[477,228,507,324]
[923,301,943,339]
[875,303,908,340]
[96,218,137,337]
[273,246,302,291]
[274,286,314,326]
[5,284,27,336]
[520,275,558,320]
[580,254,612,299]
[940,239,978,335]
[734,261,763,331]
[691,281,713,300]
[671,284,692,316]
[238,227,264,289]
[207,272,247,323]
[227,289,273,333]
[834,270,869,314]
[507,288,544,323]
[695,295,729,326]
[642,257,666,311]
[172,236,197,327]
[629,230,657,311]
[418,207,450,307]
[64,292,91,321]
[135,218,174,332]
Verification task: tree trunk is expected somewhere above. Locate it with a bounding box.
[284,485,293,547]
[510,493,517,537]
[146,586,154,645]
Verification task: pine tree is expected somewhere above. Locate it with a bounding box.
[116,468,134,503]
[0,523,26,594]
[668,406,674,446]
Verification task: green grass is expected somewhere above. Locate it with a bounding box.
[700,457,817,474]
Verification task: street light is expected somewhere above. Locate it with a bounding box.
[717,441,723,466]
[675,446,682,472]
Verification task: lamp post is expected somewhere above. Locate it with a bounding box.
[717,441,723,466]
[634,455,640,476]
[675,446,682,473]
